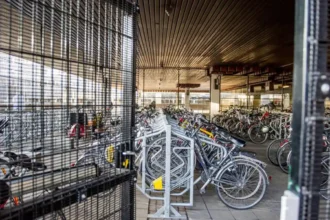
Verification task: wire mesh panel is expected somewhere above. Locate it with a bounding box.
[0,0,137,219]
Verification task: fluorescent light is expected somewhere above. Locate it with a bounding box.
[283,85,290,88]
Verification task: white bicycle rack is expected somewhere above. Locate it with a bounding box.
[136,111,194,219]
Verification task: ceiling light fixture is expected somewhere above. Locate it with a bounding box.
[165,2,173,16]
[283,85,290,88]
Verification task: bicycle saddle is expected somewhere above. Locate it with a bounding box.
[229,136,246,147]
[215,138,232,145]
[213,124,227,133]
[21,162,47,171]
[30,147,44,152]
[4,151,18,160]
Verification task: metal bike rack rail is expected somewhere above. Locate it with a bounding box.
[136,112,195,219]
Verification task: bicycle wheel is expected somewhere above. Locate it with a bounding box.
[238,124,250,140]
[215,161,267,209]
[266,139,285,166]
[277,142,291,174]
[248,124,268,144]
[212,115,221,125]
[228,119,239,133]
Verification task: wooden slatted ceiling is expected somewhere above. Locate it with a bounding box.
[137,0,294,91]
[138,0,294,68]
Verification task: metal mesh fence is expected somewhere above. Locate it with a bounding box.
[0,0,137,219]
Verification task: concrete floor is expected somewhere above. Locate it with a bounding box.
[136,141,288,220]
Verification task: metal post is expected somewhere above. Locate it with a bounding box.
[143,69,145,107]
[208,69,211,116]
[128,3,139,220]
[164,124,171,217]
[218,75,222,112]
[177,69,180,108]
[246,75,250,109]
[281,74,284,111]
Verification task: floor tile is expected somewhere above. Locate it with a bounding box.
[186,209,211,219]
[209,209,236,220]
[190,201,207,210]
[230,210,258,220]
[253,209,280,220]
[136,208,148,218]
[202,195,228,210]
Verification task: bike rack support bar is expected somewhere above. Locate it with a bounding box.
[164,124,172,217]
[136,185,164,200]
[142,136,147,193]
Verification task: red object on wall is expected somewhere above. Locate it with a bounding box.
[68,124,86,138]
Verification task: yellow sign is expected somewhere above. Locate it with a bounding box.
[152,176,163,190]
[1,167,6,175]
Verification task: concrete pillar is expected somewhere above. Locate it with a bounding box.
[283,93,290,109]
[137,91,142,106]
[155,92,162,105]
[210,74,220,118]
[253,94,261,108]
[184,88,190,109]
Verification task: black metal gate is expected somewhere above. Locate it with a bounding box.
[0,0,137,219]
[290,0,329,219]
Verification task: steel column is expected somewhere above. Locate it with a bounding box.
[177,69,180,108]
[218,75,222,112]
[246,75,250,109]
[281,74,284,111]
[143,69,145,107]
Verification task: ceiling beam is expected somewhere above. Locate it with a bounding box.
[138,67,207,70]
[221,73,293,91]
[140,89,209,93]
[210,65,244,74]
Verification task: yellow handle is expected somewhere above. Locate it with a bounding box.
[200,128,214,138]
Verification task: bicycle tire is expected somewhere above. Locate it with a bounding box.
[248,124,268,144]
[266,139,283,166]
[237,123,250,140]
[215,160,267,209]
[277,142,291,174]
